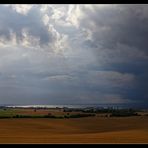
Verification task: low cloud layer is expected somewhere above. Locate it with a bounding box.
[0,4,147,105]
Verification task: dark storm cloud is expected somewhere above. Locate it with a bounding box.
[76,4,148,104]
[80,5,148,52]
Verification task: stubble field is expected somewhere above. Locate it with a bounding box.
[0,115,147,143]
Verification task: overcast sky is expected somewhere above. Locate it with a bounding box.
[0,4,147,105]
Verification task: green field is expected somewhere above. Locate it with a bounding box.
[0,108,95,119]
[0,108,146,119]
[0,109,17,117]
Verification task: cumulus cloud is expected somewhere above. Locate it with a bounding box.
[0,5,68,53]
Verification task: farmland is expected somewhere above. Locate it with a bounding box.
[0,117,147,143]
[0,108,147,143]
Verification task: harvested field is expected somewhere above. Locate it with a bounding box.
[0,116,147,143]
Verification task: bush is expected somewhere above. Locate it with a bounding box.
[110,110,138,117]
[0,116,11,119]
[67,113,95,118]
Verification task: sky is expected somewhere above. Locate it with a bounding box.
[0,4,148,105]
